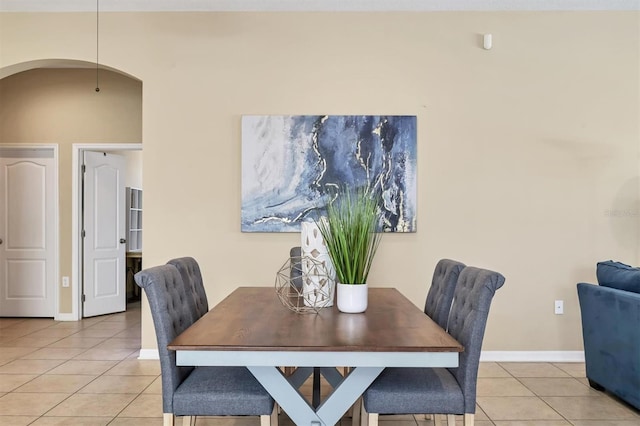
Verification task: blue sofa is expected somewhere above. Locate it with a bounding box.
[577,260,640,410]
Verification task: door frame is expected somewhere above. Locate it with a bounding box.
[71,143,142,320]
[0,144,59,319]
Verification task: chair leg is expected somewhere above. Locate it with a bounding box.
[446,414,456,426]
[359,400,377,426]
[181,416,194,426]
[163,413,175,426]
[351,397,361,426]
[430,414,443,425]
[262,403,278,426]
[368,413,378,426]
[272,403,279,426]
[463,413,474,426]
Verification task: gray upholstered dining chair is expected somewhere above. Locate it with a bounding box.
[360,266,505,426]
[135,264,278,426]
[351,258,466,425]
[424,259,466,330]
[167,256,208,320]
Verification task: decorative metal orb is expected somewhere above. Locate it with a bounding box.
[275,255,335,314]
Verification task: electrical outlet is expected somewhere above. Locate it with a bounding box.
[62,276,70,288]
[554,300,563,315]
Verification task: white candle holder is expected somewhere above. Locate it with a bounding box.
[301,221,336,308]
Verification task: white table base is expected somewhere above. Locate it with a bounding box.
[175,350,458,426]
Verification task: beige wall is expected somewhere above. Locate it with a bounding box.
[1,11,638,351]
[115,150,144,189]
[127,151,143,189]
[0,68,143,312]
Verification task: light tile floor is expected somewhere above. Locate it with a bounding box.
[0,303,638,426]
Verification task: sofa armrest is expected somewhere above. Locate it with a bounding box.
[577,283,640,410]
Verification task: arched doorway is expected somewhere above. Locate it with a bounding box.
[0,59,143,320]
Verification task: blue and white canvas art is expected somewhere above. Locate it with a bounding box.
[241,115,417,233]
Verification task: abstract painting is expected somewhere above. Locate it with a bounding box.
[242,115,417,232]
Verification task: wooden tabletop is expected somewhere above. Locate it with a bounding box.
[169,287,462,354]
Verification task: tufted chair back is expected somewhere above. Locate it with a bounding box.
[167,257,209,321]
[424,259,466,330]
[446,266,505,412]
[135,264,195,413]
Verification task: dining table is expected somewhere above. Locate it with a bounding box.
[168,286,463,426]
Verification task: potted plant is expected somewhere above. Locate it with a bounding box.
[316,186,382,313]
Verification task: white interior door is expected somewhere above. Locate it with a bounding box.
[83,151,126,317]
[0,148,56,317]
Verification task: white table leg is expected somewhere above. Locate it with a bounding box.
[315,367,384,425]
[248,366,384,426]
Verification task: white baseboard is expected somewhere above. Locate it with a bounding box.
[481,351,584,362]
[137,349,584,363]
[138,349,160,360]
[55,313,77,321]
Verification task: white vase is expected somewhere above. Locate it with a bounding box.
[337,282,368,313]
[300,221,335,307]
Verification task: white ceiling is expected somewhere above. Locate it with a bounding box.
[0,0,638,12]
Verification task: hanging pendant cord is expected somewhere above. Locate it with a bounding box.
[95,0,100,92]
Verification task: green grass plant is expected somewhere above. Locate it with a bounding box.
[316,186,382,284]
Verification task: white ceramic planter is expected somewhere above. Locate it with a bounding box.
[337,282,368,313]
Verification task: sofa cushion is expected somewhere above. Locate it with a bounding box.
[596,260,640,294]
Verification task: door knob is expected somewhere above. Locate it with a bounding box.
[0,238,3,244]
[120,238,126,244]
